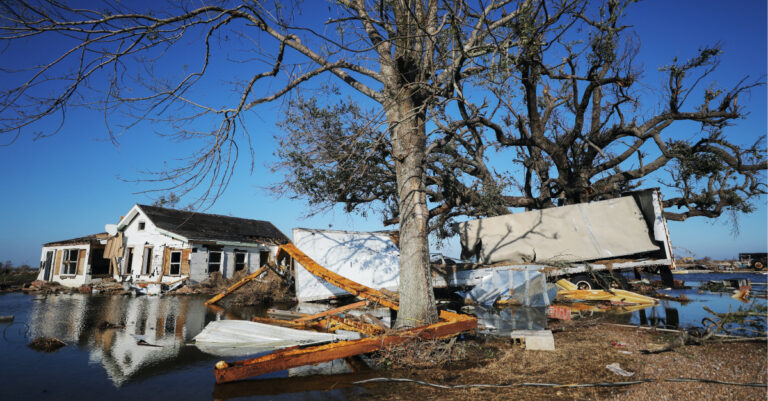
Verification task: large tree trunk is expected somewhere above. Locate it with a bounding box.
[388,98,439,328]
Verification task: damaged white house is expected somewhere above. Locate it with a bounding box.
[37,204,290,287]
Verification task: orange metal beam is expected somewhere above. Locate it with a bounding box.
[215,310,476,383]
[278,243,399,310]
[213,244,478,384]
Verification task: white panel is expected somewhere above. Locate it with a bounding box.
[458,196,659,264]
[293,228,400,302]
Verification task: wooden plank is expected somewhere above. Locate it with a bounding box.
[180,248,191,275]
[53,250,61,276]
[214,244,477,384]
[77,249,86,276]
[251,314,384,336]
[278,243,399,310]
[204,266,267,306]
[293,300,368,323]
[160,247,170,280]
[215,310,476,383]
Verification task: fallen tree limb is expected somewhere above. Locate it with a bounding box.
[353,377,768,389]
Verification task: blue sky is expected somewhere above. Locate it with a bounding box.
[0,0,766,266]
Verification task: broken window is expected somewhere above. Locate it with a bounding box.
[90,248,110,276]
[142,247,153,275]
[208,251,222,273]
[259,251,270,267]
[61,249,79,276]
[170,251,181,275]
[138,222,146,230]
[124,247,134,275]
[234,251,247,271]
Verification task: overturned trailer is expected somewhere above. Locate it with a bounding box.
[457,188,676,289]
[291,189,675,303]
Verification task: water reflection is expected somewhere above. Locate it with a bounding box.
[27,294,220,386]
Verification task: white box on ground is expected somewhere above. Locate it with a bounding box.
[510,330,555,351]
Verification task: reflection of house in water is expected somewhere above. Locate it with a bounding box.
[28,295,210,386]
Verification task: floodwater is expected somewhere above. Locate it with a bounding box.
[1,271,765,400]
[0,293,367,400]
[601,271,768,330]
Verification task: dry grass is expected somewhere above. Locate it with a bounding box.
[355,324,767,401]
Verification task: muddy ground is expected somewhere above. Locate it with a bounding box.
[357,322,767,401]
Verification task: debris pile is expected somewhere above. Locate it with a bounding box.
[22,280,68,294]
[28,337,66,352]
[200,243,477,384]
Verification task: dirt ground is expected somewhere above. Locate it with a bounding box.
[356,323,767,401]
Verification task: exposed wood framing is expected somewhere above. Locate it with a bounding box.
[204,265,268,306]
[293,300,368,323]
[251,314,384,336]
[213,244,477,383]
[215,310,475,383]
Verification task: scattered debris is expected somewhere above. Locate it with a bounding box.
[205,265,268,306]
[28,337,66,352]
[211,243,477,383]
[136,339,162,347]
[546,305,571,321]
[605,362,635,377]
[510,330,555,351]
[653,292,690,303]
[352,376,767,390]
[459,269,557,307]
[555,279,657,305]
[372,337,463,369]
[701,279,751,293]
[97,321,124,330]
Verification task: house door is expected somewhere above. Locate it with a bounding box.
[43,251,54,281]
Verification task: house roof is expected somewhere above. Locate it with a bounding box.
[136,205,290,245]
[44,232,110,247]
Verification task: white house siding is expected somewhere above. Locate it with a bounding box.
[191,244,278,280]
[119,207,185,283]
[37,244,92,287]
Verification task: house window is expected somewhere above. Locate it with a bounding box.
[142,247,153,275]
[138,222,146,230]
[234,251,247,272]
[259,251,270,267]
[124,247,134,275]
[61,249,79,276]
[208,251,222,273]
[169,251,181,275]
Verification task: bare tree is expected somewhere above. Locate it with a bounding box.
[466,0,767,221]
[0,0,556,327]
[272,0,766,239]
